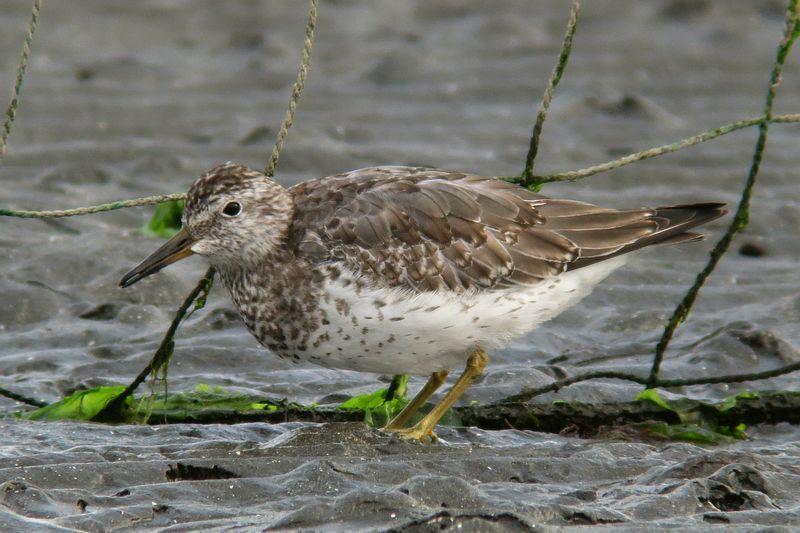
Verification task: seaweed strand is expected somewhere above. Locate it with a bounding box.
[140,391,800,435]
[0,386,46,408]
[93,267,215,421]
[647,0,800,388]
[499,360,800,405]
[521,0,580,187]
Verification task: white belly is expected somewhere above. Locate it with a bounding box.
[298,258,626,375]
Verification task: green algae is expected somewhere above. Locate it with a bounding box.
[635,389,752,443]
[26,386,133,421]
[140,199,184,238]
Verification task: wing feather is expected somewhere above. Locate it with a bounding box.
[288,167,724,292]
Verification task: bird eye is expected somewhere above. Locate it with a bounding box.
[222,201,241,217]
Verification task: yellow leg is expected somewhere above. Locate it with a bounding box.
[388,348,489,443]
[384,370,449,430]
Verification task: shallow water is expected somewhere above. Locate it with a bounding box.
[1,0,799,530]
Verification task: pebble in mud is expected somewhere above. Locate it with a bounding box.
[165,463,239,482]
[738,241,768,257]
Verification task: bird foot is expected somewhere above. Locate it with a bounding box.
[383,425,438,443]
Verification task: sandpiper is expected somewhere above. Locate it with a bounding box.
[120,163,725,441]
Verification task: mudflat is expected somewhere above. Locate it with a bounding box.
[1,1,799,529]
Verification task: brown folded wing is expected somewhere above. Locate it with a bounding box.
[288,167,724,292]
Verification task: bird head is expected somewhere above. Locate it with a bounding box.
[119,162,293,287]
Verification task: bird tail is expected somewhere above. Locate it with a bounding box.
[568,202,727,270]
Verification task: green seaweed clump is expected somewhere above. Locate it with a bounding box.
[338,382,408,427]
[22,384,283,423]
[141,199,184,238]
[636,389,750,444]
[26,386,133,421]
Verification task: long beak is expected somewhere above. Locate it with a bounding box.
[119,228,195,288]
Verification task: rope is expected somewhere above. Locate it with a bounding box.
[0,0,43,160]
[522,0,580,185]
[647,0,800,387]
[264,0,317,177]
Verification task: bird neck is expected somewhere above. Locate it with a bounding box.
[216,243,295,290]
[216,249,322,351]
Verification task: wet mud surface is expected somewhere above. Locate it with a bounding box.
[2,421,800,530]
[1,0,799,530]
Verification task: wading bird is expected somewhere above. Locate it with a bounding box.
[121,163,725,441]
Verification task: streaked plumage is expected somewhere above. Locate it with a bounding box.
[121,162,725,439]
[289,165,723,294]
[124,162,725,374]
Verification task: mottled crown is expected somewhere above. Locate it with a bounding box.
[185,162,273,218]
